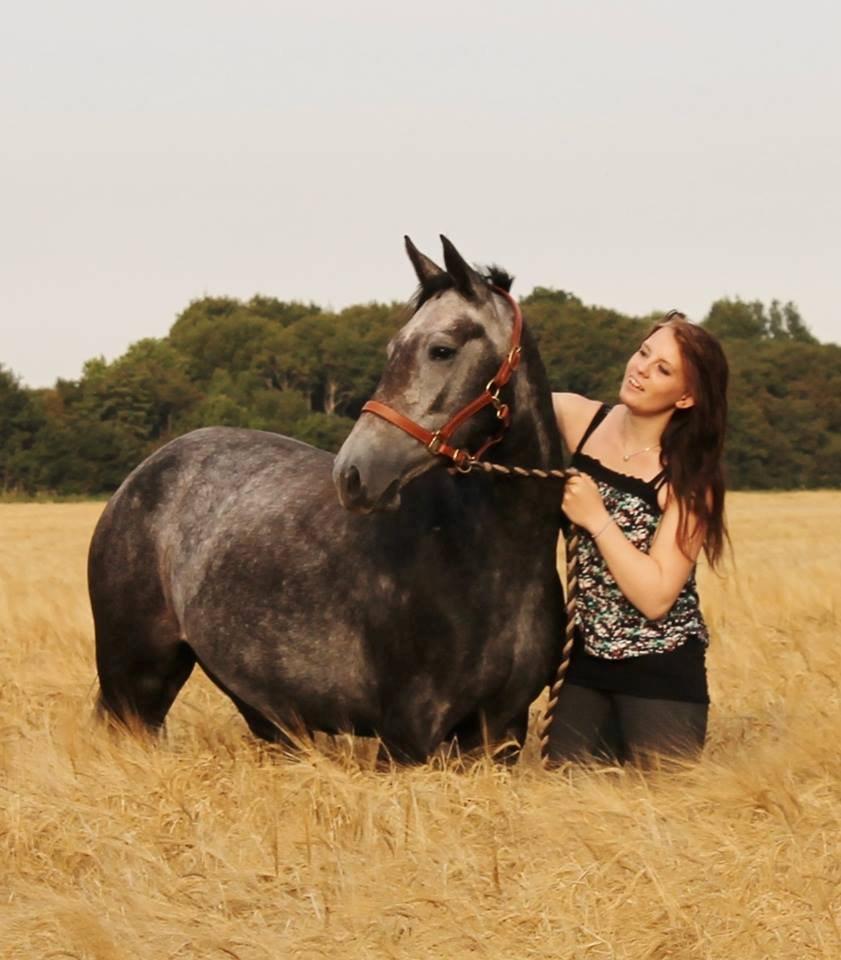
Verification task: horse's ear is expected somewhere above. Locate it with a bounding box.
[404,236,444,284]
[440,235,487,301]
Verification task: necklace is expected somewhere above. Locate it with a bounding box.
[622,444,660,462]
[621,414,661,462]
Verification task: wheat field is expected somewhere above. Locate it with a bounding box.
[1,493,839,959]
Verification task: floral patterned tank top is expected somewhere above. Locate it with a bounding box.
[572,404,709,659]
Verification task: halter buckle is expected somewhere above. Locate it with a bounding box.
[427,432,443,455]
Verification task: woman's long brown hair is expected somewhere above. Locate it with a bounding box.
[651,313,729,569]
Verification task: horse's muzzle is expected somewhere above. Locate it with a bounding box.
[333,462,402,513]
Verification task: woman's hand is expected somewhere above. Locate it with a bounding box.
[562,469,611,534]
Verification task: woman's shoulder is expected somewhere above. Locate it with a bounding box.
[552,393,605,454]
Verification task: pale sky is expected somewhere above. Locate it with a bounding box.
[2,0,839,387]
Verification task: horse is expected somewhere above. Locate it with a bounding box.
[89,236,566,762]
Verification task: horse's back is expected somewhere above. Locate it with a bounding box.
[89,424,349,634]
[105,426,331,512]
[92,426,335,561]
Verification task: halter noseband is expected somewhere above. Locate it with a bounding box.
[360,285,523,471]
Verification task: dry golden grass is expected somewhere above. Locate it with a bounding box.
[2,493,840,959]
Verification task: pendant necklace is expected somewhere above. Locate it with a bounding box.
[622,444,660,462]
[622,416,660,462]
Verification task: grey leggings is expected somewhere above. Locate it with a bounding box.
[547,683,708,765]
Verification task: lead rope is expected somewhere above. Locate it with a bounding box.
[463,459,578,769]
[537,526,578,769]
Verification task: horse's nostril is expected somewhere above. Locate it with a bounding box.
[346,466,361,497]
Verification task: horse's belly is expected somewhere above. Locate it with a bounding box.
[179,581,383,729]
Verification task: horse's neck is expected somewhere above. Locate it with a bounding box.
[505,384,559,469]
[405,328,562,556]
[489,336,563,505]
[451,354,562,551]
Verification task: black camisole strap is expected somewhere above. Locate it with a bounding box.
[652,469,668,490]
[573,403,610,456]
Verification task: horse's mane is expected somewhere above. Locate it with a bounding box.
[411,264,515,312]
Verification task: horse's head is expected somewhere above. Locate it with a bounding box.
[333,235,522,513]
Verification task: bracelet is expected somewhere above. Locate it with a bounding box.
[591,516,614,540]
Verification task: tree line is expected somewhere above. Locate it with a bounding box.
[2,288,839,495]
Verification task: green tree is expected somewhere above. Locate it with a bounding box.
[704,298,767,341]
[521,287,645,401]
[84,339,200,441]
[169,297,322,385]
[0,365,43,492]
[4,287,838,495]
[703,297,817,344]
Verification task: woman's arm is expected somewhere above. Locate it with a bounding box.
[552,392,602,454]
[562,472,703,621]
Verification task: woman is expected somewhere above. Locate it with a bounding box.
[549,311,729,764]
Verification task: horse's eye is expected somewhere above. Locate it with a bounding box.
[429,345,457,361]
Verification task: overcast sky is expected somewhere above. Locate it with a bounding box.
[2,0,839,387]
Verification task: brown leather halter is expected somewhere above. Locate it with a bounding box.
[361,286,523,471]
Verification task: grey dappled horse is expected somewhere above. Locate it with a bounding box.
[89,237,565,762]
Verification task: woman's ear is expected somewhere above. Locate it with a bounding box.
[675,394,695,410]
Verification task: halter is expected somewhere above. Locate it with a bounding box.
[360,286,523,471]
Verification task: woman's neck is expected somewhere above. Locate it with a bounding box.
[619,405,672,456]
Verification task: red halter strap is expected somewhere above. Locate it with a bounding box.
[360,286,523,470]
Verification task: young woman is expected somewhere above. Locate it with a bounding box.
[549,311,729,764]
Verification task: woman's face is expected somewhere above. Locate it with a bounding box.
[619,325,694,414]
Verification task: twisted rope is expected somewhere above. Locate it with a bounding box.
[538,527,579,768]
[469,461,569,482]
[461,458,578,769]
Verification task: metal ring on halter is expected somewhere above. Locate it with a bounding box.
[450,449,472,472]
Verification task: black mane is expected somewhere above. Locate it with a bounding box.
[412,263,515,312]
